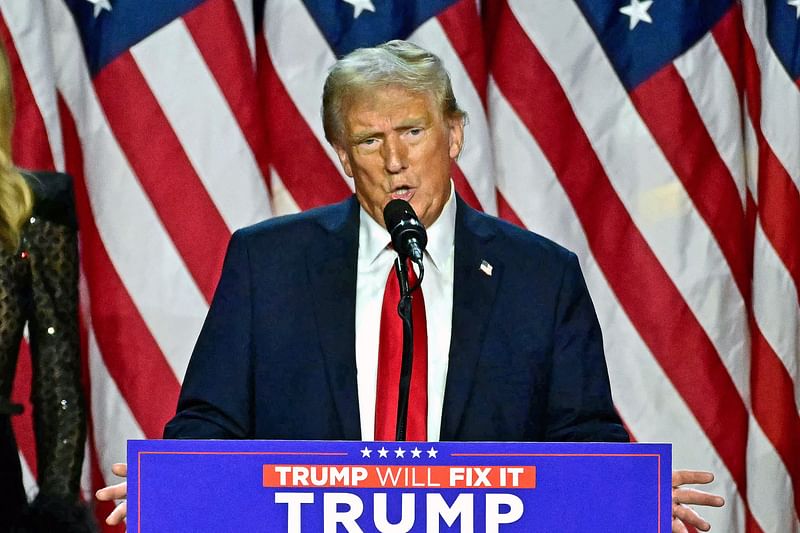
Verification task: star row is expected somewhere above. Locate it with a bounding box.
[361,446,438,459]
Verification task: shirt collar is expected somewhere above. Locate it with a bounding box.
[358,181,456,271]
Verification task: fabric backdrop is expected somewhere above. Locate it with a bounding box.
[0,0,797,531]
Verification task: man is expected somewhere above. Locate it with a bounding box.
[98,40,723,531]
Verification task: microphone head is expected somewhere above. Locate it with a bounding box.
[383,199,428,256]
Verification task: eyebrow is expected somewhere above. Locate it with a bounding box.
[349,117,430,144]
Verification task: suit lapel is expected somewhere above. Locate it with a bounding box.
[440,198,501,440]
[306,197,362,439]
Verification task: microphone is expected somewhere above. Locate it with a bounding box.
[383,199,428,265]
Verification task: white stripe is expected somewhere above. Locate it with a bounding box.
[509,0,751,405]
[409,18,498,214]
[131,19,271,231]
[487,81,743,532]
[674,32,747,207]
[742,0,800,190]
[264,0,351,186]
[270,166,301,216]
[747,417,800,532]
[0,1,65,170]
[752,220,800,402]
[88,329,145,487]
[46,0,206,381]
[232,0,255,63]
[19,452,37,501]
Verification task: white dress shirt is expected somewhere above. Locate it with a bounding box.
[355,184,456,441]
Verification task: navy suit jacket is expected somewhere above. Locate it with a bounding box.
[164,195,628,443]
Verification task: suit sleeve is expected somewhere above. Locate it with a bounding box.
[543,252,629,442]
[164,230,254,439]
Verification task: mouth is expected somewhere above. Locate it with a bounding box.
[390,187,415,202]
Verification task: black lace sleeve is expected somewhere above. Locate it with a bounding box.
[25,172,86,498]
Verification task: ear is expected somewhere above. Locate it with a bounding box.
[447,116,465,160]
[334,144,354,177]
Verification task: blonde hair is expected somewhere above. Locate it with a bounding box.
[321,40,466,145]
[0,39,32,252]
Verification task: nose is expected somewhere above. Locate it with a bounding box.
[383,134,408,174]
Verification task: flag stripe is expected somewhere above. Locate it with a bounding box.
[60,96,180,438]
[131,17,271,231]
[436,0,487,105]
[93,53,229,302]
[0,3,63,170]
[487,81,743,532]
[258,38,351,209]
[183,0,271,184]
[264,0,347,182]
[492,0,751,505]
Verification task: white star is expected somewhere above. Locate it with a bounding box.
[410,447,422,459]
[619,0,653,30]
[343,0,376,19]
[394,447,406,458]
[360,446,372,458]
[427,447,438,459]
[377,447,389,458]
[789,0,800,19]
[86,0,112,18]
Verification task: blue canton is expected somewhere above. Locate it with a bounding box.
[64,0,206,75]
[302,0,459,57]
[575,0,734,90]
[766,0,800,81]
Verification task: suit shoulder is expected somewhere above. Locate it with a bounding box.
[23,170,77,230]
[469,208,576,264]
[233,197,356,245]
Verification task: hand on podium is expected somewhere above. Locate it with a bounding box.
[95,462,724,530]
[671,470,725,532]
[95,463,128,526]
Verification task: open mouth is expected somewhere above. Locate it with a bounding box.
[390,187,415,201]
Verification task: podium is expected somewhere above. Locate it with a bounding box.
[128,440,670,532]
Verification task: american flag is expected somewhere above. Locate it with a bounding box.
[1,0,797,531]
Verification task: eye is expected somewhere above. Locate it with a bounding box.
[408,128,423,136]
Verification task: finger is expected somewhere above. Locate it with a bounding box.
[111,463,128,477]
[672,470,714,486]
[673,487,725,507]
[105,501,128,526]
[673,503,711,531]
[671,516,689,533]
[96,481,128,501]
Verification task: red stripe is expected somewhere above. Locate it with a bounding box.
[182,0,271,189]
[88,432,124,533]
[496,190,525,229]
[490,2,752,507]
[738,18,800,303]
[750,320,800,515]
[451,162,482,211]
[258,38,351,209]
[630,64,751,301]
[59,96,180,439]
[437,0,487,105]
[94,52,230,302]
[0,18,55,170]
[711,5,746,99]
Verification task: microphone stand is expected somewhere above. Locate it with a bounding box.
[393,255,423,441]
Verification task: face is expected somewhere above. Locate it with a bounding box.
[333,85,464,228]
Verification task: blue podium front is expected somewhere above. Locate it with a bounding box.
[128,440,671,532]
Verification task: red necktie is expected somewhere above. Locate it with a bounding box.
[374,260,428,441]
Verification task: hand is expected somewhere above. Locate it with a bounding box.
[95,462,129,525]
[671,470,725,532]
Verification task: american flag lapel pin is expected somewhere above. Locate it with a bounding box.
[479,260,493,276]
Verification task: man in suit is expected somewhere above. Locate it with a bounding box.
[98,40,723,531]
